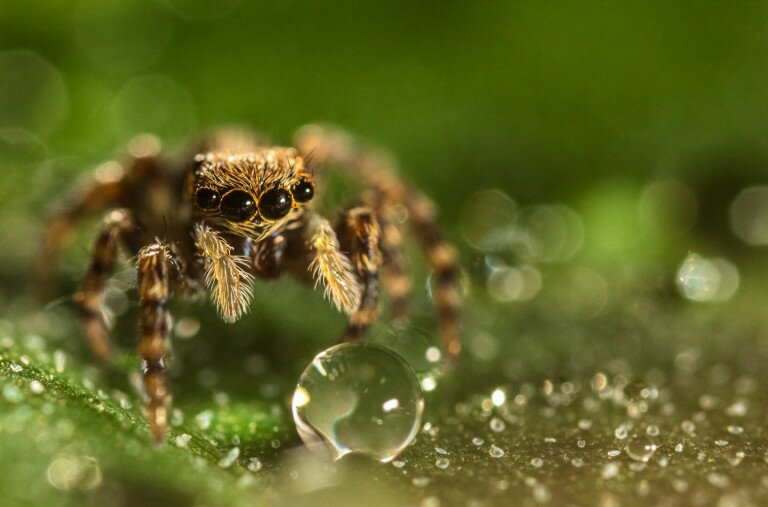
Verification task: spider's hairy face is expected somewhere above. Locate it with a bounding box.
[190,147,315,240]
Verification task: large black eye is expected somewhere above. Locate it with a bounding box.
[258,187,292,220]
[220,190,257,222]
[293,180,315,203]
[195,188,220,209]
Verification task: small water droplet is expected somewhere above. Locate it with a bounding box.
[725,449,745,467]
[530,457,543,468]
[645,425,660,437]
[247,457,262,472]
[625,435,656,462]
[726,425,744,435]
[435,458,450,469]
[681,420,696,434]
[392,460,406,468]
[614,424,628,439]
[472,437,484,446]
[675,443,684,453]
[602,463,619,479]
[218,447,240,468]
[607,450,621,457]
[707,472,730,489]
[174,433,192,448]
[292,343,424,463]
[490,417,505,433]
[29,380,44,394]
[489,445,505,458]
[435,447,448,455]
[9,363,22,373]
[412,476,430,487]
[2,383,22,403]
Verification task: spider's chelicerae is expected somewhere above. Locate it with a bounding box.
[39,125,461,442]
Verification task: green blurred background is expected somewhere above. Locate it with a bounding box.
[1,1,768,506]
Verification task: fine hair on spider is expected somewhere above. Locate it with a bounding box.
[37,124,462,442]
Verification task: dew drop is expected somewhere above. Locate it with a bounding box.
[247,457,262,472]
[489,445,505,458]
[472,437,484,446]
[625,435,656,462]
[435,458,450,469]
[489,417,506,432]
[292,343,424,463]
[218,447,240,468]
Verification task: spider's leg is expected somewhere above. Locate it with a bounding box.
[378,207,411,321]
[75,209,142,360]
[37,172,124,293]
[294,124,462,359]
[303,213,362,318]
[194,224,255,323]
[405,191,462,358]
[136,241,180,443]
[335,206,383,342]
[249,233,287,279]
[36,143,164,294]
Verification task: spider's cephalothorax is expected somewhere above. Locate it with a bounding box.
[38,125,462,442]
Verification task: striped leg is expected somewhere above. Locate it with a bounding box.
[336,207,383,342]
[405,191,462,359]
[74,209,141,360]
[295,124,462,359]
[37,174,124,293]
[378,208,411,321]
[136,242,179,443]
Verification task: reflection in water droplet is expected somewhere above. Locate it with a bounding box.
[625,435,656,462]
[0,51,68,136]
[292,343,424,463]
[730,186,768,246]
[676,253,739,302]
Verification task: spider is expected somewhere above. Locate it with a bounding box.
[38,125,462,442]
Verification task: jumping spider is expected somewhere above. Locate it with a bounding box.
[39,125,461,442]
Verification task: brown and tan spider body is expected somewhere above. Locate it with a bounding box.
[39,125,461,442]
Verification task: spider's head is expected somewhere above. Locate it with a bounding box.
[190,147,315,240]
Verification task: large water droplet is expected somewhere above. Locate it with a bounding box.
[292,343,424,463]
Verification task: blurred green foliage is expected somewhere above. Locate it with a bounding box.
[1,1,768,505]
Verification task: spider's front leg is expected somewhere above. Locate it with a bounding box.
[335,207,384,341]
[136,241,182,443]
[75,209,142,360]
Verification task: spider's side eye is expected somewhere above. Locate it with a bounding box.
[220,190,257,222]
[259,187,292,220]
[293,180,315,203]
[195,188,220,209]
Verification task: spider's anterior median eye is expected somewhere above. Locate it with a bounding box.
[220,190,257,222]
[293,180,315,203]
[259,187,292,220]
[195,188,220,209]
